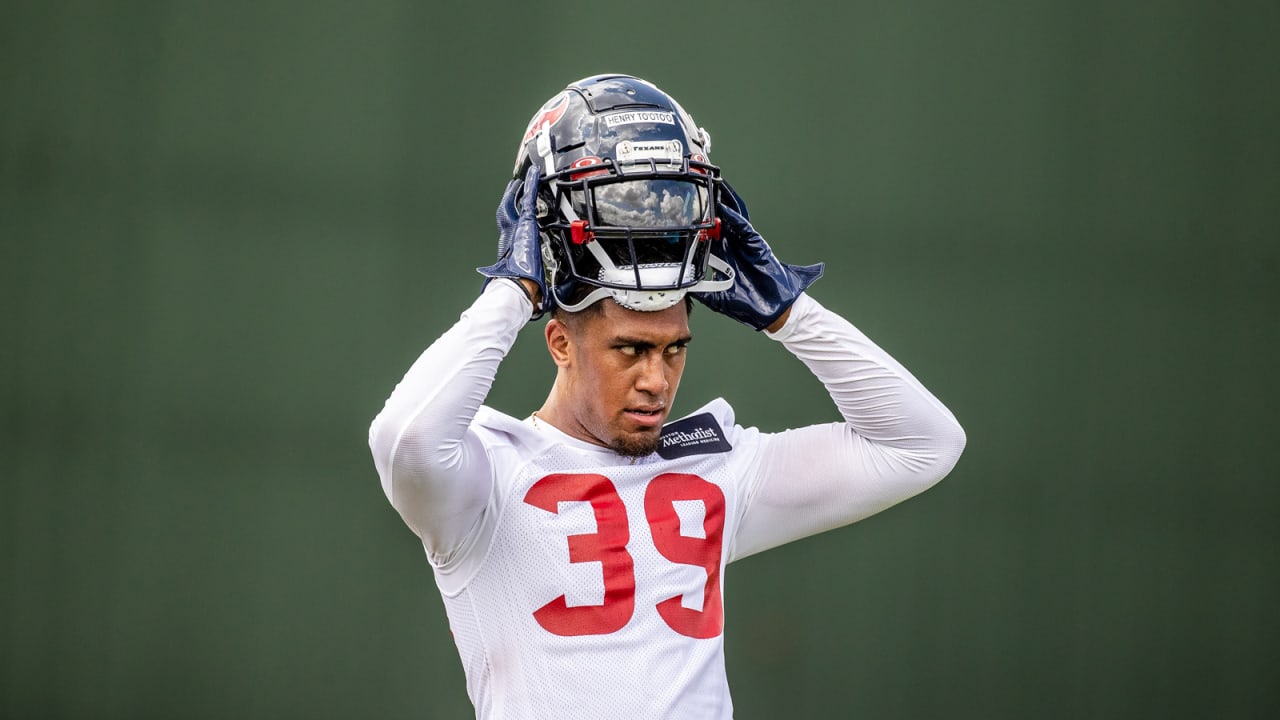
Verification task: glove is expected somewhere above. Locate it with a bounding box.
[692,181,824,330]
[477,164,552,317]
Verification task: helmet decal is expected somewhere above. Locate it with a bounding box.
[521,92,570,144]
[568,156,609,180]
[616,140,683,167]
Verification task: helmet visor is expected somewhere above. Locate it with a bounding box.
[552,173,717,295]
[572,178,710,229]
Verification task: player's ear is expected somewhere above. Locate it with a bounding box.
[545,318,572,368]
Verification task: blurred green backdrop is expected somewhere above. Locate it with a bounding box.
[3,1,1277,718]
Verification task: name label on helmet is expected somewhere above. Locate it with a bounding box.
[603,110,675,128]
[657,412,732,459]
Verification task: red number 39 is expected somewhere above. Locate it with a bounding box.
[523,472,726,639]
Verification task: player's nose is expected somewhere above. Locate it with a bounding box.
[633,354,669,395]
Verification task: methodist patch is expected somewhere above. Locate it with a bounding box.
[657,412,732,459]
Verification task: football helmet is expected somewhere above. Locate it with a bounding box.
[512,74,734,312]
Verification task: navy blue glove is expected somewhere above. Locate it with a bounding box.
[692,182,824,330]
[477,164,551,317]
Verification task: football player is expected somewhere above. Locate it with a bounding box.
[368,74,966,719]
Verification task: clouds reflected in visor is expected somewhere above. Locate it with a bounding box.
[574,179,710,228]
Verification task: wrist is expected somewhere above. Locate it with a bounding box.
[517,277,544,308]
[764,293,815,340]
[764,307,791,334]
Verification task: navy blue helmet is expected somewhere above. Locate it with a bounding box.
[512,74,734,312]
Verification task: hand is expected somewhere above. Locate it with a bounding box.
[477,165,551,317]
[692,181,823,331]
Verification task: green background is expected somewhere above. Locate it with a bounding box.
[3,1,1277,718]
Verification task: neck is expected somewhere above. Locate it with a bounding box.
[534,381,604,449]
[534,382,570,437]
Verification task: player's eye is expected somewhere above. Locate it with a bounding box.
[617,345,639,356]
[665,343,686,356]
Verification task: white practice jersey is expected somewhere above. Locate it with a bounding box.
[369,280,966,719]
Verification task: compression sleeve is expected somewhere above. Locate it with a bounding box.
[730,293,967,560]
[368,280,531,563]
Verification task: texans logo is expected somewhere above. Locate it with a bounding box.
[522,92,570,144]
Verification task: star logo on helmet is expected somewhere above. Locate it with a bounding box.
[522,93,570,144]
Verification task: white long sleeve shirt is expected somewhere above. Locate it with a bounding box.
[368,280,965,719]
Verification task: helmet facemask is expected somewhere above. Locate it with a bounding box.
[541,155,733,312]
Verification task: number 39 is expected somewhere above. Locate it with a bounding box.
[523,472,726,639]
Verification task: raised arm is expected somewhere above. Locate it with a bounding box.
[693,180,964,560]
[368,166,548,563]
[731,294,966,559]
[368,281,531,561]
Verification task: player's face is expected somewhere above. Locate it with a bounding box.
[557,300,691,457]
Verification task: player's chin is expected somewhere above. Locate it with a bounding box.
[608,425,662,458]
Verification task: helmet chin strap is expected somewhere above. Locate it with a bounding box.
[700,254,736,292]
[558,285,683,313]
[553,254,735,313]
